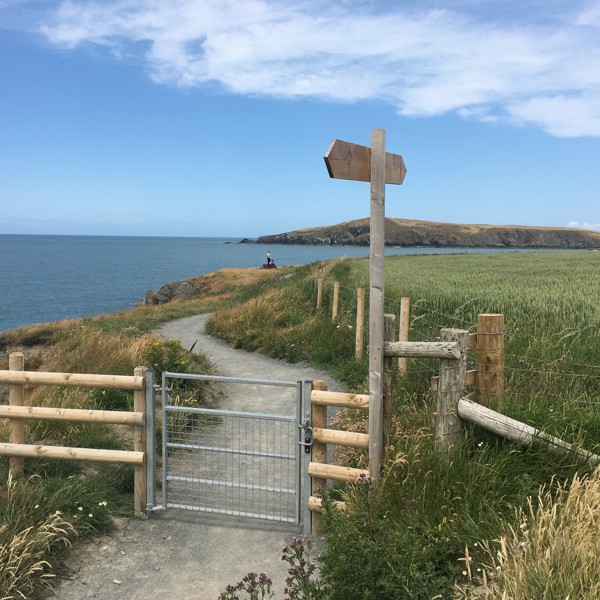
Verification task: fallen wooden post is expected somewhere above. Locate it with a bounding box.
[458,397,600,465]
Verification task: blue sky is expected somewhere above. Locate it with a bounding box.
[1,0,599,238]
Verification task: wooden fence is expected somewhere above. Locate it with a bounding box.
[307,310,599,532]
[0,352,151,514]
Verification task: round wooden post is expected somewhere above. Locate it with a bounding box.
[355,287,365,360]
[133,366,148,515]
[8,352,25,478]
[398,296,410,376]
[310,379,328,534]
[368,129,386,478]
[435,329,468,454]
[476,314,505,409]
[317,278,323,309]
[332,281,340,321]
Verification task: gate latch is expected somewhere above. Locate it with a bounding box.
[299,419,313,454]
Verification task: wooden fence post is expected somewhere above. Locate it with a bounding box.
[383,314,396,448]
[133,366,148,515]
[368,129,386,479]
[435,329,468,453]
[476,314,505,409]
[310,379,328,534]
[317,278,323,309]
[355,287,365,360]
[332,281,340,321]
[398,296,410,376]
[8,352,25,478]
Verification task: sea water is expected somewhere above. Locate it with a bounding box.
[0,234,532,331]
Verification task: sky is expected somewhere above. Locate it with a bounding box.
[0,0,599,238]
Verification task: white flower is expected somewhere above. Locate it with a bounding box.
[89,514,93,518]
[78,506,83,511]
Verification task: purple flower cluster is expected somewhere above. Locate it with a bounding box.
[217,571,273,600]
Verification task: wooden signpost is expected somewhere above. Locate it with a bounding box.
[324,130,406,476]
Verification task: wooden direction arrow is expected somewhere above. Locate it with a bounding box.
[324,139,407,185]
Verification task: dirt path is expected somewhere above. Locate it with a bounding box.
[50,315,341,600]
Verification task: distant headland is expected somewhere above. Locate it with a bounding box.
[242,218,600,249]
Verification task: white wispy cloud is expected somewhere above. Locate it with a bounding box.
[568,221,600,232]
[26,0,600,137]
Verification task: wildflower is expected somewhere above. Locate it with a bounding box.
[78,506,83,511]
[34,504,39,509]
[89,513,93,518]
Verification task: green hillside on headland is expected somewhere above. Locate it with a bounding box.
[255,217,600,248]
[2,252,600,599]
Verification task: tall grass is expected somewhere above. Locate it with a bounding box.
[480,467,600,599]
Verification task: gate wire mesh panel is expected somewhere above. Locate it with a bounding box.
[163,377,300,523]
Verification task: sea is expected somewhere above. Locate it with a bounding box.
[0,234,541,332]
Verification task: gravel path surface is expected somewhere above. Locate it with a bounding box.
[50,315,341,600]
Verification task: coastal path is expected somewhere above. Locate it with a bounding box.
[51,314,341,600]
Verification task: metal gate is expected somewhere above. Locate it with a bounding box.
[149,372,311,526]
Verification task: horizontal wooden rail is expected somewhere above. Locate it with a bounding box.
[311,390,369,409]
[0,405,144,426]
[313,427,369,448]
[0,369,144,390]
[384,341,460,359]
[308,462,369,483]
[458,398,600,465]
[0,443,145,465]
[308,495,347,513]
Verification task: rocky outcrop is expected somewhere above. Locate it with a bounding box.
[145,279,206,305]
[254,218,600,249]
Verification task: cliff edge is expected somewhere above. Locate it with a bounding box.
[254,218,600,249]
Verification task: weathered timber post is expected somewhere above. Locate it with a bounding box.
[398,296,410,376]
[310,379,328,534]
[368,129,386,477]
[332,281,340,321]
[355,287,365,360]
[133,366,148,515]
[317,278,323,309]
[383,314,397,447]
[8,352,25,478]
[324,130,406,477]
[435,329,468,453]
[476,314,505,409]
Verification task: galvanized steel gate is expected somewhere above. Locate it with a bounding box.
[147,372,312,527]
